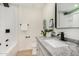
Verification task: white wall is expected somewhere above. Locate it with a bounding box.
[17,4,43,51]
[42,3,79,40]
[42,3,55,29]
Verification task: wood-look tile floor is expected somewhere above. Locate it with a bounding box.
[16,49,32,56]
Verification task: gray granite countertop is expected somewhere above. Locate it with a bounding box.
[36,36,79,56]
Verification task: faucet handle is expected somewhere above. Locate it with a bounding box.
[57,34,61,36]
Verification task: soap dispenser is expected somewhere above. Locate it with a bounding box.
[57,32,66,41]
[60,32,66,41]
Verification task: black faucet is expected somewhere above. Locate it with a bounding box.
[57,32,66,41]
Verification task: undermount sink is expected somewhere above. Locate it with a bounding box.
[44,39,69,48]
[43,38,78,48]
[39,36,78,48]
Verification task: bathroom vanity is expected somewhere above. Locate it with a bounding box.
[36,37,79,56]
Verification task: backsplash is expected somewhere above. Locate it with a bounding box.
[57,29,79,40]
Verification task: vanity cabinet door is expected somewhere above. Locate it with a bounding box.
[37,41,51,56]
[37,43,44,56]
[38,47,44,56]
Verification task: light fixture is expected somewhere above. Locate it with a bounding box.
[74,4,79,8]
[64,4,79,15]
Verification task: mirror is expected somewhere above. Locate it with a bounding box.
[55,3,79,28]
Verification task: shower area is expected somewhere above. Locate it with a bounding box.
[0,3,18,56]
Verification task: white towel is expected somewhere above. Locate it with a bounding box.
[21,24,27,31]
